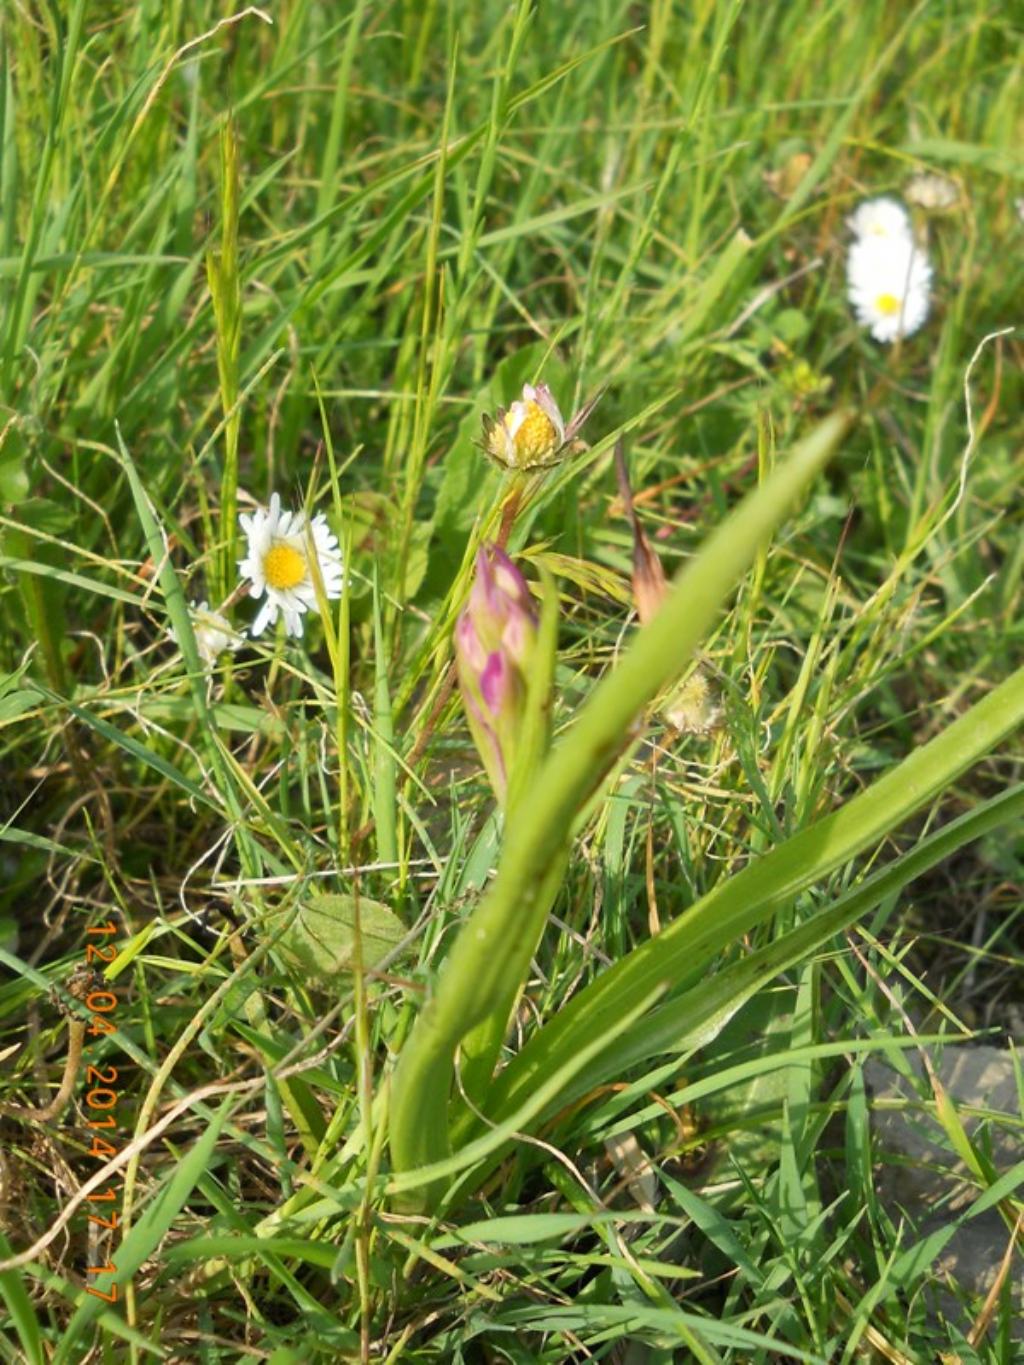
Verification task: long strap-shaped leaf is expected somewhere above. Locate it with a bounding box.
[389,411,853,1203]
[387,779,1023,1205]
[471,663,1024,1140]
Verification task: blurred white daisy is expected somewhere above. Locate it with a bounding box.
[169,601,242,667]
[238,493,343,638]
[846,235,932,343]
[904,172,958,211]
[847,196,913,244]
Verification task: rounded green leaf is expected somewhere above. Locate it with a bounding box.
[279,895,406,980]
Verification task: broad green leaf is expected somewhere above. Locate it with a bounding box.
[901,137,1023,179]
[465,778,1024,1183]
[278,894,407,980]
[139,697,286,739]
[0,453,29,502]
[0,687,43,723]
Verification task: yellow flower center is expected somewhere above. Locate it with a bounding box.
[513,401,558,464]
[263,542,307,590]
[875,292,901,316]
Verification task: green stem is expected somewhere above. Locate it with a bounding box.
[208,120,241,602]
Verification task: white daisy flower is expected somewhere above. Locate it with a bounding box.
[238,493,343,639]
[480,381,605,472]
[481,383,567,470]
[846,234,932,344]
[847,196,914,244]
[169,600,242,667]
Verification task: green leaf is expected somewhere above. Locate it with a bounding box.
[901,137,1024,179]
[277,894,407,981]
[0,557,143,609]
[0,825,89,859]
[774,307,811,344]
[0,452,29,503]
[402,516,434,601]
[162,1234,338,1269]
[138,697,286,739]
[0,1237,43,1365]
[471,778,1024,1175]
[0,687,43,723]
[432,1211,651,1248]
[7,496,74,535]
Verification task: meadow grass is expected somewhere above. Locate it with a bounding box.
[1,2,1022,1360]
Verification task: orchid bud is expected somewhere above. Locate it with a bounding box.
[614,438,668,626]
[455,545,540,805]
[615,439,721,736]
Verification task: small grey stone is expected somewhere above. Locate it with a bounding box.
[865,1045,1022,1337]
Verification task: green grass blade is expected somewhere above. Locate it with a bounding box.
[0,1238,43,1365]
[53,1101,229,1362]
[372,572,398,870]
[207,119,242,601]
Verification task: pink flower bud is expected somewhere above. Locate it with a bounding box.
[455,545,539,804]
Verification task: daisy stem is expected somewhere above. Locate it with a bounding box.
[338,528,353,869]
[207,119,242,603]
[311,516,352,871]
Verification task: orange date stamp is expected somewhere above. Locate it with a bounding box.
[81,920,123,1303]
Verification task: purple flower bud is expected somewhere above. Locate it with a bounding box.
[480,651,510,713]
[454,545,539,804]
